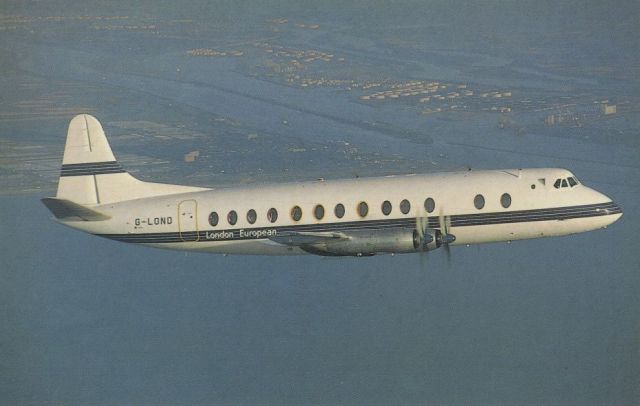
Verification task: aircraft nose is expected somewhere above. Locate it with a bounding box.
[612,202,622,215]
[587,187,622,226]
[596,199,623,228]
[606,201,623,222]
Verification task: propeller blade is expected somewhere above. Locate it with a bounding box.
[415,208,430,268]
[438,208,455,263]
[438,208,446,235]
[419,247,427,268]
[443,242,451,263]
[416,211,425,239]
[415,207,431,249]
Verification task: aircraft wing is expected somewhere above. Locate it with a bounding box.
[269,231,349,246]
[268,227,433,256]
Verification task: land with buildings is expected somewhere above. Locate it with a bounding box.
[0,8,638,195]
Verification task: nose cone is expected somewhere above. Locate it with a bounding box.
[585,187,622,228]
[604,201,623,226]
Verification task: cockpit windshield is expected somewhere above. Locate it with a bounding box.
[554,176,579,189]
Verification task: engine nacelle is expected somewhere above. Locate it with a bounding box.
[301,228,443,256]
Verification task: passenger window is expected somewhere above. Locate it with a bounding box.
[500,193,511,208]
[291,206,302,221]
[474,194,485,210]
[568,177,577,187]
[554,179,562,189]
[267,208,278,223]
[381,200,392,215]
[208,211,219,227]
[561,179,568,188]
[358,201,369,217]
[314,204,325,220]
[247,209,257,224]
[400,199,411,214]
[227,210,237,225]
[424,197,435,213]
[334,203,345,219]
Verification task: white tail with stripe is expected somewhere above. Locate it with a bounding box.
[54,114,207,207]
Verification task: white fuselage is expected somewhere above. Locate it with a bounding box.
[61,168,622,256]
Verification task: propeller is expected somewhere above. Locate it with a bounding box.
[414,207,455,265]
[415,209,430,268]
[414,208,433,250]
[416,210,426,243]
[438,208,456,262]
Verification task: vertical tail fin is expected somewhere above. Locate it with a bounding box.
[56,114,129,204]
[54,114,207,205]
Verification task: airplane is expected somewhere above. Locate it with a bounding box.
[42,114,622,257]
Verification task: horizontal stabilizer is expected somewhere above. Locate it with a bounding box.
[41,198,111,221]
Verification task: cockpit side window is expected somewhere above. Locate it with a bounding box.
[561,179,568,188]
[554,179,562,189]
[568,177,578,187]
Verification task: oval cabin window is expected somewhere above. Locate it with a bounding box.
[291,206,302,222]
[208,212,219,227]
[334,203,345,219]
[314,204,325,220]
[424,198,435,213]
[474,194,485,210]
[500,193,511,208]
[227,210,238,225]
[267,208,278,223]
[400,199,411,214]
[358,201,369,217]
[247,209,257,224]
[381,200,392,216]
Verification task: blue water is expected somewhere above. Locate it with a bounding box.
[1,193,637,405]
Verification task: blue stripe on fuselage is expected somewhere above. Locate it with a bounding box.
[95,202,621,244]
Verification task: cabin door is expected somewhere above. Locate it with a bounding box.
[178,199,199,242]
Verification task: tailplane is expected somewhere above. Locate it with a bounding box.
[51,114,207,206]
[41,197,111,221]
